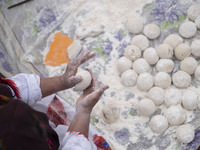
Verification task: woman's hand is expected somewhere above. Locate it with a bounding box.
[60,50,96,89]
[76,69,109,114]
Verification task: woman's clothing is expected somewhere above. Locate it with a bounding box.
[0,73,111,150]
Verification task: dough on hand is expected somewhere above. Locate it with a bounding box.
[148,87,165,105]
[174,43,191,60]
[195,15,200,29]
[74,70,92,91]
[131,35,149,51]
[143,47,159,65]
[179,21,197,38]
[124,45,141,61]
[132,58,150,74]
[187,4,200,21]
[182,90,197,111]
[164,88,182,107]
[116,57,132,74]
[164,34,183,49]
[180,57,198,75]
[137,99,155,116]
[176,124,195,144]
[143,24,160,39]
[154,72,171,89]
[121,69,138,87]
[195,65,200,81]
[172,71,191,88]
[156,43,173,59]
[191,39,200,57]
[149,115,168,133]
[127,17,144,34]
[164,105,186,126]
[137,73,153,91]
[156,59,174,73]
[102,104,121,124]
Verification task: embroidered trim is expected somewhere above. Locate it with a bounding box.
[0,77,21,99]
[93,134,111,150]
[68,131,89,141]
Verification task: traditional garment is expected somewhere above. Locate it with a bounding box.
[0,74,111,150]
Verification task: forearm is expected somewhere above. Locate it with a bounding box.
[40,76,65,98]
[67,110,90,138]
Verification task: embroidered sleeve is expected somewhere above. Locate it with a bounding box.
[59,131,97,150]
[10,73,42,105]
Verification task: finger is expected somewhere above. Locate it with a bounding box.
[68,75,82,87]
[77,50,96,65]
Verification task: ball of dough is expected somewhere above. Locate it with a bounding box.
[195,65,200,81]
[143,24,160,39]
[164,88,182,107]
[156,43,173,59]
[191,39,200,57]
[195,15,200,29]
[164,34,183,49]
[131,35,149,51]
[164,105,186,126]
[127,17,144,34]
[174,43,191,60]
[148,87,165,105]
[180,57,198,75]
[156,59,174,73]
[74,70,92,91]
[137,73,153,91]
[137,99,155,116]
[102,105,121,124]
[179,21,197,38]
[182,90,197,111]
[132,58,150,74]
[116,57,132,74]
[154,72,171,89]
[124,45,141,61]
[149,115,168,133]
[176,124,195,144]
[187,4,200,21]
[143,47,159,65]
[121,69,138,87]
[172,71,191,88]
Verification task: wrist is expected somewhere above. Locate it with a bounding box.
[59,75,68,90]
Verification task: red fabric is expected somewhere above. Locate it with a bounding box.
[47,96,68,126]
[93,134,111,150]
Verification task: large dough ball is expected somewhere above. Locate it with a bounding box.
[176,124,195,144]
[180,57,198,75]
[187,4,200,21]
[172,71,191,88]
[137,73,153,91]
[164,88,182,107]
[132,58,150,74]
[195,15,200,29]
[174,43,191,60]
[121,69,138,87]
[143,24,160,39]
[124,45,141,61]
[179,21,197,38]
[156,59,174,73]
[137,99,155,116]
[148,87,165,105]
[74,70,92,91]
[127,17,144,34]
[149,115,168,133]
[156,43,173,59]
[164,105,186,126]
[195,65,200,81]
[164,34,183,49]
[191,39,200,57]
[131,35,149,51]
[154,72,171,89]
[182,90,197,111]
[102,104,121,124]
[116,57,132,74]
[143,47,159,65]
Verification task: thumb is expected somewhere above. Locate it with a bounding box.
[68,75,82,86]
